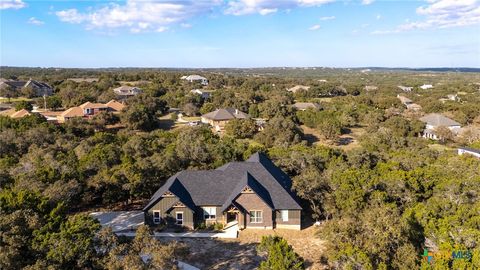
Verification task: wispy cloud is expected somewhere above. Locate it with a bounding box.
[56,0,219,32]
[362,0,374,5]
[372,0,480,34]
[309,24,321,30]
[0,0,26,10]
[55,0,338,31]
[28,17,45,25]
[320,16,335,21]
[225,0,335,16]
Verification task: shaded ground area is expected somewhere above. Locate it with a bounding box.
[301,125,365,151]
[158,225,326,270]
[161,238,260,270]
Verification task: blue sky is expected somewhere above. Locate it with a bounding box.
[1,0,479,68]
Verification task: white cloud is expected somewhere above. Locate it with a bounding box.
[298,0,334,6]
[56,9,89,24]
[28,17,44,25]
[259,8,277,15]
[376,14,382,20]
[180,23,192,28]
[362,0,374,5]
[309,24,321,30]
[56,0,219,32]
[0,0,26,10]
[320,16,335,20]
[225,0,334,16]
[55,0,338,31]
[372,0,480,34]
[414,0,480,28]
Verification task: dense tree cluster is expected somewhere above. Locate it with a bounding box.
[0,67,479,269]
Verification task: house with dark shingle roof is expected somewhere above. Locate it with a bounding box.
[144,152,302,230]
[0,79,53,97]
[201,108,249,132]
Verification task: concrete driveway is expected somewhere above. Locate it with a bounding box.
[90,211,144,232]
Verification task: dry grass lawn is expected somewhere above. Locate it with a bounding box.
[301,125,365,152]
[162,225,327,270]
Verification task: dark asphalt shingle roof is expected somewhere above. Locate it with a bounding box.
[201,108,249,121]
[144,152,302,211]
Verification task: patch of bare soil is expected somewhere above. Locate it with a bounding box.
[160,238,260,270]
[159,225,327,270]
[301,125,365,152]
[237,225,327,270]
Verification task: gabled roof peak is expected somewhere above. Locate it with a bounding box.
[246,152,269,163]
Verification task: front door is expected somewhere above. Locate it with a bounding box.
[227,212,237,223]
[176,212,183,225]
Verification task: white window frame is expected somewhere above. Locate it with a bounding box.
[202,207,217,220]
[281,210,289,222]
[176,212,184,225]
[250,210,263,223]
[153,210,161,224]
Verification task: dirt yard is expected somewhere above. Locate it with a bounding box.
[301,125,365,152]
[163,225,327,270]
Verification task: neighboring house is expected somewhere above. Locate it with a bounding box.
[407,103,422,111]
[113,85,142,97]
[397,95,422,111]
[38,110,63,122]
[419,113,461,140]
[0,108,31,118]
[420,84,433,90]
[0,79,53,97]
[458,147,480,158]
[364,85,378,91]
[287,85,310,93]
[105,100,126,112]
[292,102,321,111]
[57,100,125,123]
[201,108,249,131]
[190,89,214,99]
[398,85,413,92]
[144,152,302,230]
[182,75,208,86]
[397,95,413,105]
[447,94,458,101]
[57,107,84,123]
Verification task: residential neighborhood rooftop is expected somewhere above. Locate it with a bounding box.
[144,152,301,211]
[201,108,249,121]
[419,113,461,127]
[0,108,31,118]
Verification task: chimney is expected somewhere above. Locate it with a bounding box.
[235,109,238,114]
